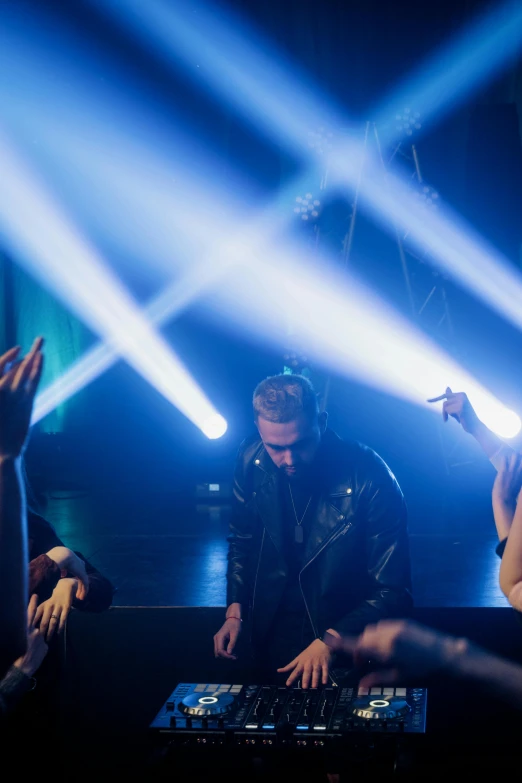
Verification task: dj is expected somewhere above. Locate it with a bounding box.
[214,374,412,688]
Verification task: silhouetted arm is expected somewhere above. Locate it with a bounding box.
[0,456,28,678]
[0,338,44,679]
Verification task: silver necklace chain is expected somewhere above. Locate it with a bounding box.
[288,483,312,528]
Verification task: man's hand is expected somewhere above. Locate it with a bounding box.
[13,594,48,677]
[45,546,89,600]
[34,578,81,641]
[0,337,44,459]
[277,638,332,689]
[427,387,480,434]
[493,453,522,509]
[214,617,242,661]
[327,620,467,688]
[213,618,242,659]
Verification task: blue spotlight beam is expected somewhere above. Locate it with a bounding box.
[140,0,522,340]
[0,13,263,283]
[92,0,522,162]
[89,0,522,334]
[11,0,522,437]
[210,245,521,439]
[32,259,231,425]
[0,129,226,439]
[374,0,522,145]
[330,150,522,333]
[87,0,346,158]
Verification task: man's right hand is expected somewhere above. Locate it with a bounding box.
[427,387,480,434]
[213,617,242,659]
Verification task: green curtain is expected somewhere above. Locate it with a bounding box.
[0,255,90,433]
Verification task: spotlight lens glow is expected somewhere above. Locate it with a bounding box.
[481,407,521,439]
[202,413,228,439]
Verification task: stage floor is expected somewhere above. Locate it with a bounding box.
[42,490,507,609]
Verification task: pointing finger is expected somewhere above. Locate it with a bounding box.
[427,393,449,403]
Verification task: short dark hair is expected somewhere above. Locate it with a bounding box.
[253,374,319,423]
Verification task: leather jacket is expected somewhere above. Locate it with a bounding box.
[226,428,412,646]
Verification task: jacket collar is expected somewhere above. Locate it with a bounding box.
[250,428,355,564]
[252,450,284,558]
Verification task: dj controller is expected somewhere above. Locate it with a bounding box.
[150,682,427,750]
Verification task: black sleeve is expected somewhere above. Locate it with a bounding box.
[330,450,413,637]
[28,512,63,554]
[226,440,257,610]
[71,551,114,613]
[0,666,35,719]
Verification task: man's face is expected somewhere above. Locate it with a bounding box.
[256,411,327,480]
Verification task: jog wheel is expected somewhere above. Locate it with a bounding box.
[178,692,235,717]
[352,695,411,721]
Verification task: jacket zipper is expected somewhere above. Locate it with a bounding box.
[250,527,266,644]
[298,521,353,687]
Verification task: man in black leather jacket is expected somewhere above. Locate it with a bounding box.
[213,374,412,688]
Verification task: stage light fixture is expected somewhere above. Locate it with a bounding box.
[394,108,422,137]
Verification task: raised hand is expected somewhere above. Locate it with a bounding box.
[0,337,44,459]
[427,387,480,434]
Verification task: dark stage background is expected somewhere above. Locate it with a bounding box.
[2,0,522,608]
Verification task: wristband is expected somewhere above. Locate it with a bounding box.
[226,616,242,622]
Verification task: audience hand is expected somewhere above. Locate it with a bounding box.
[13,594,48,677]
[34,578,84,641]
[0,337,44,459]
[427,387,480,434]
[493,453,522,510]
[46,546,89,600]
[277,638,333,688]
[213,617,242,660]
[327,620,467,688]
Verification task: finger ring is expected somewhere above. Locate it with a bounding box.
[50,615,59,620]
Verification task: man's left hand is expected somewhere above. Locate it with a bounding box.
[277,638,332,688]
